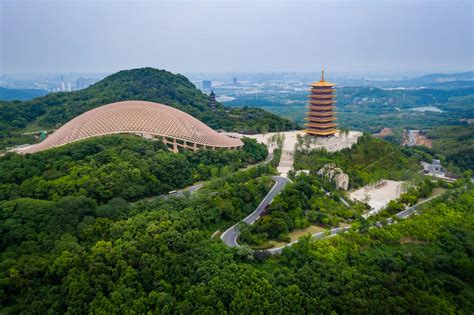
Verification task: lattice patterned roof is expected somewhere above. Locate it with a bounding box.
[15,100,243,154]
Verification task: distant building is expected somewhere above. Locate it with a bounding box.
[75,77,97,90]
[209,90,217,111]
[202,80,212,90]
[232,77,238,85]
[422,159,446,177]
[76,77,87,90]
[305,70,338,137]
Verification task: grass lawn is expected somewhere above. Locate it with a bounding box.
[265,225,328,248]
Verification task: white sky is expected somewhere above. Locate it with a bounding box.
[1,0,473,73]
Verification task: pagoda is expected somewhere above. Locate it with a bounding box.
[305,70,337,137]
[209,90,217,111]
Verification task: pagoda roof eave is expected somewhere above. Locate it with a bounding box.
[305,129,337,136]
[309,82,336,87]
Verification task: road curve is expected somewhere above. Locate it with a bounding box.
[221,176,446,254]
[220,176,291,247]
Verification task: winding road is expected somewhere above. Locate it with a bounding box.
[221,177,445,254]
[220,176,291,247]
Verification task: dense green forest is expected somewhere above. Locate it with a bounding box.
[0,130,472,313]
[0,135,267,203]
[294,135,422,188]
[0,68,298,150]
[0,163,276,313]
[427,125,474,170]
[1,164,472,312]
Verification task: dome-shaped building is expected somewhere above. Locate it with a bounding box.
[15,100,244,154]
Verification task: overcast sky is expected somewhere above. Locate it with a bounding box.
[1,0,473,74]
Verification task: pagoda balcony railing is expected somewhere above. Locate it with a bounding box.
[310,88,335,93]
[308,111,334,115]
[309,92,334,97]
[308,94,335,99]
[304,117,337,122]
[306,112,336,117]
[309,100,335,105]
[305,125,337,131]
[309,89,334,92]
[309,104,335,107]
[307,109,336,113]
[308,106,335,111]
[310,85,336,89]
[310,98,334,102]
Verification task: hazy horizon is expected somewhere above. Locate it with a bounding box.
[2,0,473,74]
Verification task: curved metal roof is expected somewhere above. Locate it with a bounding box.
[15,100,243,154]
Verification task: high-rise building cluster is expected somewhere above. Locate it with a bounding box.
[56,77,97,92]
[75,77,97,90]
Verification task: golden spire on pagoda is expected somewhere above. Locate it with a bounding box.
[309,69,335,87]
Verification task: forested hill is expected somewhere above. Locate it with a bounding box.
[0,68,298,149]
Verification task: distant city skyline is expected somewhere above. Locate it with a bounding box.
[1,0,473,74]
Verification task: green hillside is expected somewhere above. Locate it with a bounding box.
[294,135,422,188]
[1,162,472,313]
[0,134,268,203]
[0,68,298,150]
[427,125,474,170]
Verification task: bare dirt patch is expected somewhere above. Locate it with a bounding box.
[414,133,433,148]
[374,127,393,138]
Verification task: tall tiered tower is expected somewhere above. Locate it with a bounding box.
[305,70,337,137]
[209,90,217,111]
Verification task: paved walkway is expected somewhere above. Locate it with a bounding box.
[349,180,404,217]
